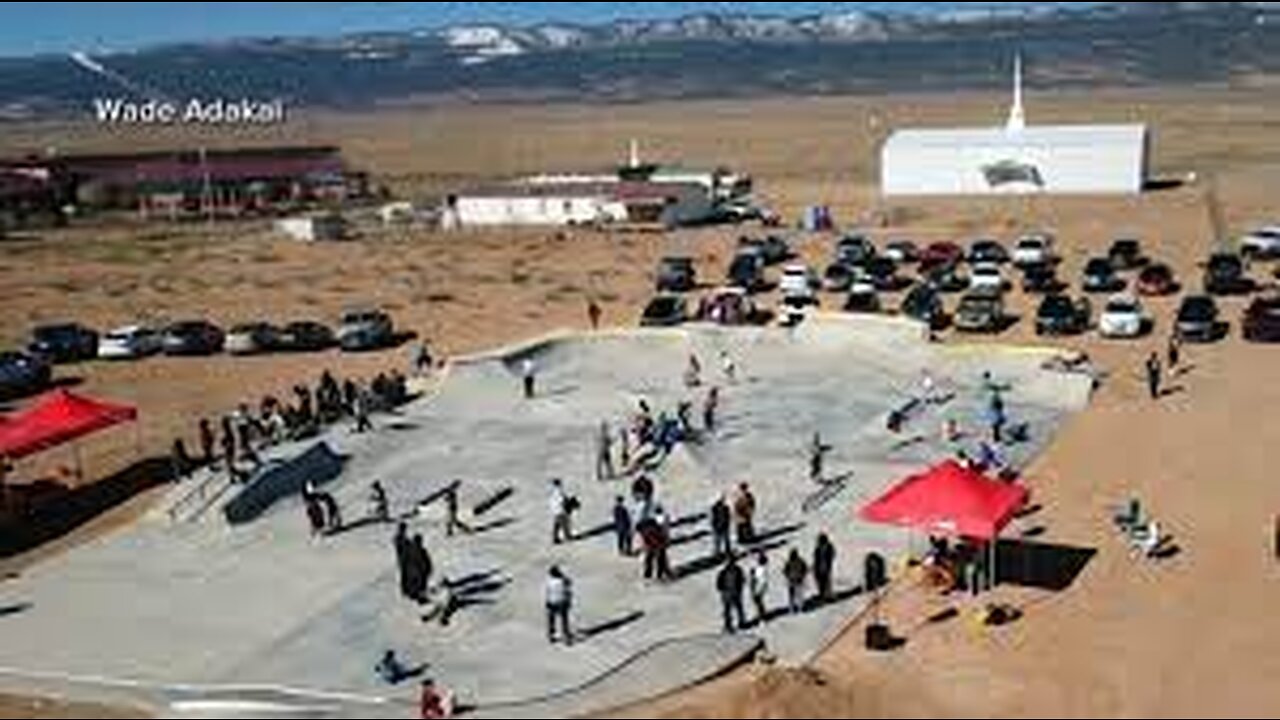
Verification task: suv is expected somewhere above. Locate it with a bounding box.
[279,321,335,352]
[1021,262,1061,294]
[655,256,697,293]
[1176,295,1221,343]
[1082,257,1125,294]
[1242,295,1280,343]
[1240,226,1280,260]
[0,351,52,400]
[779,263,819,305]
[1036,294,1092,336]
[1012,233,1055,268]
[226,322,281,356]
[901,283,947,329]
[968,239,1010,265]
[727,252,766,292]
[640,295,688,327]
[28,323,99,364]
[1203,252,1251,295]
[162,320,225,356]
[835,235,877,267]
[1108,238,1147,270]
[739,235,790,265]
[338,309,395,352]
[954,289,1006,334]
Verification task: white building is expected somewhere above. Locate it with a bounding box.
[442,180,713,229]
[881,57,1149,196]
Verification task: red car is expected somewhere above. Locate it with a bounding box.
[1136,263,1178,296]
[920,242,965,272]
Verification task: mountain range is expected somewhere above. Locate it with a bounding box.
[1,2,1279,118]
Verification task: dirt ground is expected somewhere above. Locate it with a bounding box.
[2,86,1280,717]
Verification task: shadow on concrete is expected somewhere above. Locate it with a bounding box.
[995,539,1096,592]
[471,517,516,535]
[573,521,616,542]
[474,486,514,516]
[538,384,581,400]
[326,515,391,538]
[0,602,32,619]
[670,512,708,530]
[748,522,804,547]
[670,528,711,548]
[578,610,645,640]
[673,539,787,581]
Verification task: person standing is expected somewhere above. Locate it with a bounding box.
[812,533,836,604]
[549,479,572,544]
[419,678,451,720]
[720,351,737,384]
[1145,351,1162,401]
[545,565,574,645]
[369,481,391,523]
[587,298,602,331]
[986,392,1006,444]
[716,554,747,633]
[596,421,614,481]
[521,358,537,400]
[711,495,732,559]
[198,418,216,466]
[444,481,471,537]
[732,482,756,545]
[783,548,808,615]
[170,438,192,480]
[410,534,433,602]
[703,386,720,435]
[618,425,631,472]
[685,353,702,389]
[748,551,770,626]
[354,388,373,434]
[613,496,633,556]
[808,432,829,483]
[1167,332,1182,371]
[394,522,415,601]
[343,379,359,417]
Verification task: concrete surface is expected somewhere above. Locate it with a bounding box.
[0,316,1090,718]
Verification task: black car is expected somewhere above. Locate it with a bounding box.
[1243,296,1280,343]
[901,283,947,329]
[1203,252,1252,296]
[739,235,790,266]
[279,321,336,352]
[865,256,906,291]
[823,263,855,292]
[1021,262,1062,294]
[162,320,225,356]
[844,288,881,314]
[655,256,697,293]
[835,235,877,267]
[1176,295,1221,342]
[1082,257,1125,293]
[640,295,688,327]
[926,264,969,293]
[1036,294,1092,336]
[884,240,919,265]
[1108,238,1147,271]
[727,252,766,292]
[968,239,1010,265]
[28,323,99,364]
[0,350,52,400]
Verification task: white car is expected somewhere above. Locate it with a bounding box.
[969,262,1006,292]
[779,263,818,305]
[1012,233,1055,267]
[1240,226,1280,259]
[1098,294,1148,339]
[849,266,877,296]
[97,325,163,360]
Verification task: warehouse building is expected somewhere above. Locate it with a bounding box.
[881,57,1149,196]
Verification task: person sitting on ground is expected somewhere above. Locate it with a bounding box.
[370,481,391,523]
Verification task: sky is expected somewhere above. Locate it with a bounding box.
[0,2,1100,57]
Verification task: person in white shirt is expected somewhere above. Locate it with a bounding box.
[749,551,770,626]
[545,565,574,645]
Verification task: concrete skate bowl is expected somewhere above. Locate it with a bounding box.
[0,315,1093,719]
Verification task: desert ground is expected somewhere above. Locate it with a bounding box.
[2,85,1280,717]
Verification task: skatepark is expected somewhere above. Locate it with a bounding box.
[0,315,1093,719]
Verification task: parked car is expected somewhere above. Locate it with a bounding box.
[883,240,919,265]
[226,322,281,355]
[655,256,697,293]
[779,263,819,305]
[727,252,766,292]
[1242,295,1280,343]
[338,309,395,352]
[920,241,965,272]
[1082,257,1125,293]
[823,263,855,292]
[1012,233,1055,267]
[1021,262,1062,294]
[27,322,98,364]
[1035,294,1092,336]
[969,262,1007,293]
[640,294,688,327]
[278,321,335,352]
[968,239,1010,265]
[865,256,907,291]
[1176,294,1222,342]
[162,320,225,356]
[98,325,163,360]
[1108,238,1147,270]
[954,289,1006,334]
[901,283,947,329]
[0,351,52,400]
[740,235,790,265]
[1098,295,1149,339]
[926,263,969,293]
[1203,252,1252,295]
[1240,226,1280,260]
[1136,262,1178,296]
[844,287,882,314]
[835,235,876,267]
[696,287,763,326]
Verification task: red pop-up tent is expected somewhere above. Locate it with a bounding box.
[0,389,138,460]
[859,460,1027,540]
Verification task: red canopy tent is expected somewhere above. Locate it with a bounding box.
[859,460,1027,540]
[0,389,138,460]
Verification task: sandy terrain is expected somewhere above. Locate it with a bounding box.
[1,86,1280,717]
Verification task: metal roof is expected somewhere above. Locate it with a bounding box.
[885,124,1148,150]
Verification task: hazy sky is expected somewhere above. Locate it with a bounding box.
[0,2,1100,57]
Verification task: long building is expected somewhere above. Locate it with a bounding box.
[881,57,1149,196]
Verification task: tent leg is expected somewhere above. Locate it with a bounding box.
[73,443,83,483]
